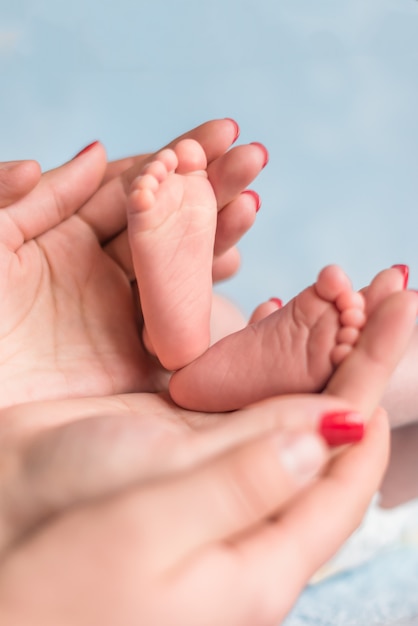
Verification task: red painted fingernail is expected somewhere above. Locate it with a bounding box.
[72,141,99,160]
[269,297,283,308]
[319,411,364,446]
[224,118,240,143]
[391,264,409,289]
[250,142,269,168]
[242,189,261,212]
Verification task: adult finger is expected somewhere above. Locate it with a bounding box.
[2,143,107,251]
[248,297,283,324]
[208,143,267,211]
[101,155,148,185]
[213,189,260,257]
[361,265,406,315]
[103,230,134,280]
[212,247,241,282]
[0,161,41,208]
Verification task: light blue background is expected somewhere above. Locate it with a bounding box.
[1,1,418,623]
[1,0,417,314]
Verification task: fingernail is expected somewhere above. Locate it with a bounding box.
[72,141,99,160]
[275,433,327,485]
[242,189,261,212]
[319,411,364,446]
[224,118,240,143]
[250,142,269,168]
[391,264,409,289]
[269,297,283,309]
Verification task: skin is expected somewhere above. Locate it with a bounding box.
[128,139,219,369]
[0,283,416,625]
[0,160,42,207]
[84,120,268,282]
[0,120,266,408]
[2,127,417,428]
[128,141,365,376]
[0,123,416,623]
[0,411,388,626]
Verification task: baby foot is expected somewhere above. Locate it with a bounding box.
[169,265,366,411]
[128,139,217,372]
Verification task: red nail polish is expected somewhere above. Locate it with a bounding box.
[269,297,283,308]
[242,189,261,212]
[224,118,240,143]
[250,142,269,168]
[319,411,364,446]
[391,264,409,289]
[72,141,99,159]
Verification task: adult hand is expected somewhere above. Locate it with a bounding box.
[0,286,415,625]
[0,390,361,553]
[0,160,41,208]
[0,407,388,626]
[0,120,264,408]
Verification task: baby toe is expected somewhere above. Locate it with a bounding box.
[340,307,366,329]
[336,326,360,346]
[336,290,365,313]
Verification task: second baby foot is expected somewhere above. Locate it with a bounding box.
[170,265,366,411]
[127,139,217,372]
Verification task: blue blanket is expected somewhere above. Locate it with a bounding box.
[284,546,418,626]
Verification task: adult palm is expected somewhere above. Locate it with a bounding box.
[0,144,153,407]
